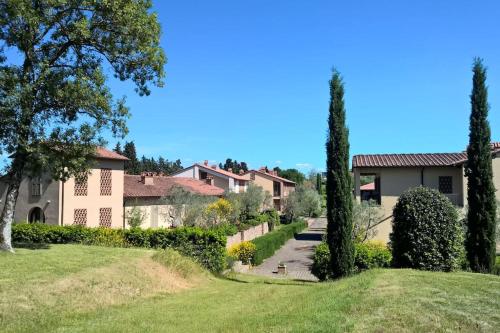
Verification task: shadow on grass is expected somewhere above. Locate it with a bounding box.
[13,242,51,250]
[224,272,317,286]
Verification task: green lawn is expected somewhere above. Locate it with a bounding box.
[1,245,499,333]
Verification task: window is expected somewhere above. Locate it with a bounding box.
[99,208,112,228]
[31,177,41,196]
[273,181,281,197]
[100,168,112,196]
[74,173,88,196]
[74,209,87,226]
[439,176,453,194]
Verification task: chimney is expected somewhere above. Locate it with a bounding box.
[259,166,266,172]
[211,164,217,169]
[204,160,209,166]
[228,168,233,173]
[141,172,154,185]
[239,170,244,175]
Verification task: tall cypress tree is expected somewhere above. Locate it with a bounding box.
[316,173,323,195]
[326,69,354,278]
[465,58,497,273]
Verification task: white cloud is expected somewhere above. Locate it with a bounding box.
[274,160,282,165]
[295,163,313,170]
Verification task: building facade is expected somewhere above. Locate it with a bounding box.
[170,161,249,193]
[242,168,296,211]
[352,143,500,242]
[0,148,127,228]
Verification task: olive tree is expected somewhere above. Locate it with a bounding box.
[0,0,165,251]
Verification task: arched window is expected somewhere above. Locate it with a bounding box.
[28,207,45,224]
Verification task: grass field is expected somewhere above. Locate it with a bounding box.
[1,245,499,332]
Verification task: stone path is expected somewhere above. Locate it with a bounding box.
[249,218,326,282]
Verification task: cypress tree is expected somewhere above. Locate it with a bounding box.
[326,69,354,278]
[316,173,323,195]
[465,58,497,273]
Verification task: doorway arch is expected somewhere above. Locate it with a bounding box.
[28,207,45,223]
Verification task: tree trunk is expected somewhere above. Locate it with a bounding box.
[0,157,24,252]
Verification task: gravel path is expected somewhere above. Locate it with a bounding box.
[249,218,326,281]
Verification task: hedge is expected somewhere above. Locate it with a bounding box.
[251,220,307,265]
[12,223,226,273]
[311,241,392,281]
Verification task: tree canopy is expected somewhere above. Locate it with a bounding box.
[0,0,166,251]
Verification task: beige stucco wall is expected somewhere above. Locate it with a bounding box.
[0,173,61,225]
[124,198,184,229]
[62,159,124,228]
[493,154,500,203]
[354,166,465,243]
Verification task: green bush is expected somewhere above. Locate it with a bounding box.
[354,241,392,270]
[228,241,256,265]
[251,220,307,265]
[12,223,226,273]
[311,240,392,281]
[264,209,280,231]
[311,242,330,281]
[390,186,464,271]
[493,256,500,276]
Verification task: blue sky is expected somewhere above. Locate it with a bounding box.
[7,1,500,173]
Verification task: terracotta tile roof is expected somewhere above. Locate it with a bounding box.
[353,142,500,168]
[96,147,129,161]
[193,164,249,181]
[360,182,375,191]
[245,170,296,184]
[124,175,224,198]
[352,153,467,168]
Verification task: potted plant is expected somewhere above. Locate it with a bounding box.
[277,261,287,275]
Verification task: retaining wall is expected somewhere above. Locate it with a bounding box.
[226,222,269,249]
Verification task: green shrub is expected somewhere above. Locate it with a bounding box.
[251,220,307,265]
[493,256,500,276]
[390,186,464,271]
[228,241,256,264]
[354,241,392,270]
[12,223,226,273]
[311,242,330,281]
[311,240,392,280]
[264,209,280,231]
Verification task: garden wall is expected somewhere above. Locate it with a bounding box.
[226,222,269,249]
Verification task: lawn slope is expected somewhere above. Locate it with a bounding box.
[1,245,499,333]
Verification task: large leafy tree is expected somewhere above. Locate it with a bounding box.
[465,58,497,273]
[325,69,354,278]
[0,0,165,251]
[276,168,305,184]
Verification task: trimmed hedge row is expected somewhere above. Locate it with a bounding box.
[311,241,392,281]
[251,220,307,265]
[12,223,226,273]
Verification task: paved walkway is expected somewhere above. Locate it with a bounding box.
[250,218,326,282]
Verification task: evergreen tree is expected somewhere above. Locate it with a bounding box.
[0,1,165,252]
[123,141,140,174]
[465,58,497,273]
[325,69,354,278]
[316,173,323,195]
[113,142,123,155]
